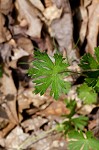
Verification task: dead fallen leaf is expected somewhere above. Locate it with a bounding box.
[0,13,11,43]
[5,126,29,149]
[0,43,12,63]
[37,101,70,116]
[11,48,29,61]
[79,6,88,44]
[29,0,44,12]
[0,122,15,138]
[43,4,62,23]
[86,1,99,54]
[18,87,47,113]
[45,0,53,8]
[0,117,9,130]
[15,0,43,38]
[1,67,18,124]
[17,37,34,54]
[21,116,48,132]
[0,0,13,15]
[50,0,79,63]
[83,0,92,8]
[9,24,27,36]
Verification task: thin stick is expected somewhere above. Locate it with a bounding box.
[17,127,56,150]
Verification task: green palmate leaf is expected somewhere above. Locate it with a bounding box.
[71,116,88,130]
[77,83,97,104]
[79,47,99,91]
[68,131,99,150]
[28,51,71,99]
[56,115,88,134]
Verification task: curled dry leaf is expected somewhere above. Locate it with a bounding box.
[15,0,43,38]
[0,0,13,15]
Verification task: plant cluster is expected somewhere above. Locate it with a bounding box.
[28,47,99,150]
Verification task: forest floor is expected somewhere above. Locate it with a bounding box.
[0,0,99,150]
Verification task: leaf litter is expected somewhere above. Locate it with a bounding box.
[0,0,99,150]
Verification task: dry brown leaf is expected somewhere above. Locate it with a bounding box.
[29,0,44,12]
[83,0,92,7]
[52,0,67,9]
[8,39,17,48]
[17,87,49,113]
[45,0,53,7]
[88,120,96,130]
[50,0,79,63]
[0,0,13,15]
[0,106,9,131]
[17,37,33,54]
[37,101,70,116]
[11,48,29,61]
[43,4,62,23]
[0,116,9,131]
[15,0,43,38]
[86,3,99,54]
[0,13,11,43]
[21,116,48,132]
[9,24,27,35]
[0,43,13,62]
[5,126,29,149]
[79,6,88,44]
[0,123,15,138]
[1,67,18,124]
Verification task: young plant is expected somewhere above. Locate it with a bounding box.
[28,47,99,150]
[56,100,88,134]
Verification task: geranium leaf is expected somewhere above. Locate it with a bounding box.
[68,131,99,150]
[79,47,99,91]
[28,51,71,99]
[77,83,97,104]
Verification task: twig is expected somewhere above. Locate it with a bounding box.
[17,127,56,150]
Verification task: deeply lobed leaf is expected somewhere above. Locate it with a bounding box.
[68,131,99,150]
[28,51,71,99]
[77,83,97,104]
[79,47,99,91]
